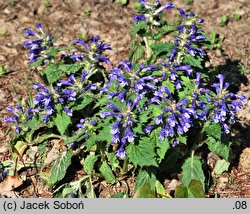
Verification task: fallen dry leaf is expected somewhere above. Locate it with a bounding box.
[0,175,24,197]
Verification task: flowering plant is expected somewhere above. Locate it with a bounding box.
[2,0,246,198]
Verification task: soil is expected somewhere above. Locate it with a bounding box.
[0,0,249,198]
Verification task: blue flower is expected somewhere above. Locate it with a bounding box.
[208,74,246,133]
[108,61,159,103]
[24,24,54,64]
[133,1,174,25]
[101,99,140,158]
[74,37,111,65]
[147,86,195,141]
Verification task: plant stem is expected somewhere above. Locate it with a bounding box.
[121,156,129,175]
[143,36,151,60]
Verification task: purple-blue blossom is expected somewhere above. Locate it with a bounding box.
[101,100,140,159]
[24,24,54,64]
[147,86,195,142]
[108,61,159,103]
[73,36,111,65]
[208,74,246,133]
[133,1,174,25]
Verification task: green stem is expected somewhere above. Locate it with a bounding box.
[121,156,129,175]
[143,36,151,60]
[188,126,206,156]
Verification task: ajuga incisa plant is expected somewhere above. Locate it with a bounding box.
[2,0,246,198]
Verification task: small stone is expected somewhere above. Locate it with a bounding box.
[239,148,250,173]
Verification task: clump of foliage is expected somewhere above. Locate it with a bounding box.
[2,0,246,198]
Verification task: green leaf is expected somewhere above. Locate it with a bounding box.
[175,180,205,198]
[97,125,112,143]
[71,95,94,111]
[84,154,98,175]
[135,170,156,191]
[58,64,82,74]
[64,129,87,145]
[46,49,59,57]
[99,161,116,184]
[43,63,64,83]
[111,192,126,198]
[54,104,71,135]
[50,150,73,185]
[133,182,156,198]
[213,159,230,176]
[58,46,75,51]
[174,184,188,198]
[181,156,205,190]
[176,135,187,145]
[158,24,176,35]
[85,134,98,150]
[148,105,163,117]
[206,137,230,160]
[183,55,203,69]
[162,81,175,94]
[187,180,205,198]
[151,128,170,162]
[30,59,44,67]
[204,122,221,140]
[151,42,175,58]
[138,109,151,123]
[131,21,147,36]
[155,180,167,198]
[107,153,119,171]
[129,41,145,64]
[126,138,158,167]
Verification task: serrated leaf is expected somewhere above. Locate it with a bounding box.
[174,184,188,198]
[206,137,230,160]
[99,161,116,184]
[59,46,75,51]
[138,109,151,123]
[135,170,156,191]
[181,156,205,190]
[162,81,175,93]
[107,153,119,170]
[159,24,176,34]
[84,155,98,175]
[126,138,158,167]
[43,63,64,83]
[30,59,44,67]
[151,128,170,162]
[187,180,205,198]
[54,104,71,135]
[50,150,73,185]
[47,49,59,57]
[151,42,175,58]
[71,95,94,111]
[213,159,230,176]
[155,180,167,198]
[85,134,98,150]
[204,122,221,140]
[176,135,187,145]
[183,55,203,69]
[133,182,156,198]
[58,64,82,74]
[148,105,163,117]
[175,180,205,198]
[97,125,112,143]
[129,41,145,64]
[181,76,195,90]
[131,21,147,36]
[64,129,87,145]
